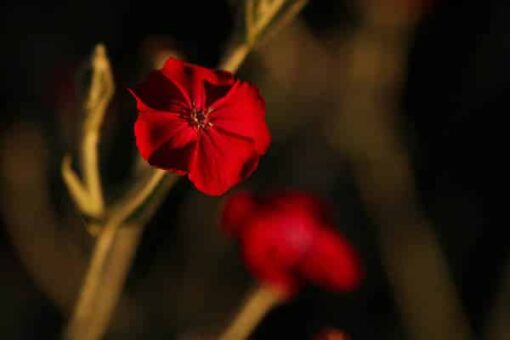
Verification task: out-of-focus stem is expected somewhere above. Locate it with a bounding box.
[65,171,176,340]
[81,44,114,217]
[64,219,129,340]
[62,154,92,215]
[63,46,170,340]
[219,286,283,340]
[81,131,104,216]
[62,44,113,218]
[250,0,286,42]
[245,0,256,39]
[1,124,87,311]
[257,0,307,47]
[221,0,307,73]
[486,257,510,340]
[329,1,471,339]
[221,44,251,73]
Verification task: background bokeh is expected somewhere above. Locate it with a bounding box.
[0,0,507,339]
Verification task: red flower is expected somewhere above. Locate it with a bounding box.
[314,328,349,340]
[129,58,270,196]
[222,190,362,297]
[313,328,349,340]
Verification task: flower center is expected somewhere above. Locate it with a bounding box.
[188,104,213,130]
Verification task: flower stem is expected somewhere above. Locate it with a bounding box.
[221,44,251,73]
[329,2,471,339]
[64,219,137,340]
[81,44,114,217]
[64,171,177,340]
[62,44,113,218]
[221,0,308,73]
[219,286,283,340]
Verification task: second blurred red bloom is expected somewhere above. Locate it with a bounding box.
[222,191,363,296]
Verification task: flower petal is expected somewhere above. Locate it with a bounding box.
[188,128,259,196]
[129,71,189,113]
[221,191,258,237]
[299,228,362,292]
[161,58,235,109]
[209,81,270,154]
[240,208,318,296]
[241,219,301,296]
[147,140,197,174]
[203,79,235,109]
[134,110,197,173]
[268,191,335,226]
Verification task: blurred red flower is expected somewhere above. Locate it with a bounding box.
[314,328,349,340]
[222,191,362,296]
[129,58,270,196]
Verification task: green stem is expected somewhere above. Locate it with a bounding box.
[64,172,176,340]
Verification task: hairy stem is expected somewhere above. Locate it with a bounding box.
[64,171,176,340]
[329,1,471,339]
[81,44,114,217]
[486,257,510,340]
[219,286,282,340]
[62,44,113,218]
[221,0,307,73]
[221,44,251,73]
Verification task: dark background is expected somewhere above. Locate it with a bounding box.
[0,0,507,339]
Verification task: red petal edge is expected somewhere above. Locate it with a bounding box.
[299,228,362,292]
[188,128,259,196]
[160,58,235,109]
[210,81,270,154]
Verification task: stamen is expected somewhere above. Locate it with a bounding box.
[186,104,214,130]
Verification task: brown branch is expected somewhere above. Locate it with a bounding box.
[485,257,510,340]
[0,124,87,312]
[62,44,113,218]
[64,170,176,340]
[221,0,307,72]
[219,286,283,340]
[327,1,472,339]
